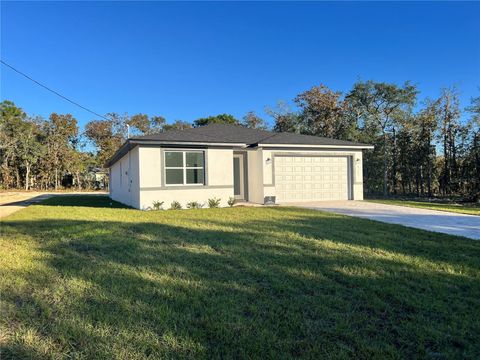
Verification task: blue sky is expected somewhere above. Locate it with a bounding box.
[1,1,479,129]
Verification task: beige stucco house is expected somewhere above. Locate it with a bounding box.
[106,124,373,209]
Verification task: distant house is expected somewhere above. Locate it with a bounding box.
[106,124,373,209]
[88,167,108,189]
[61,167,107,189]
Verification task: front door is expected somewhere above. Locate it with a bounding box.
[233,154,244,200]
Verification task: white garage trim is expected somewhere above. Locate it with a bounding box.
[274,154,353,202]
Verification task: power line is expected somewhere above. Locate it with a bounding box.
[1,59,109,120]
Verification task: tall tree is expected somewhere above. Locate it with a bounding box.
[464,94,480,200]
[128,113,151,134]
[66,150,94,190]
[295,84,355,140]
[436,88,462,195]
[0,100,27,188]
[16,117,43,190]
[266,101,301,133]
[149,116,167,134]
[242,111,268,130]
[43,113,78,190]
[85,119,124,167]
[414,100,439,196]
[163,120,192,131]
[129,114,167,134]
[193,114,239,127]
[345,81,418,196]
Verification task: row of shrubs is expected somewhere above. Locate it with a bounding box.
[150,197,236,210]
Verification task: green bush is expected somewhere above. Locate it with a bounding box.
[208,198,221,208]
[227,197,236,207]
[152,200,164,210]
[169,201,182,210]
[186,201,204,209]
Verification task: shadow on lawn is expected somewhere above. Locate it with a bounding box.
[39,194,129,209]
[2,210,480,359]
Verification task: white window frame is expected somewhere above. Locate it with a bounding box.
[164,150,205,186]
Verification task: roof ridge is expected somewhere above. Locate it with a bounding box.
[193,124,250,143]
[196,123,274,143]
[131,125,246,143]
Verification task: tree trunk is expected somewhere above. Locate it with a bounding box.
[25,163,30,191]
[450,130,457,194]
[419,165,424,196]
[443,130,448,195]
[55,168,58,190]
[15,167,20,189]
[392,128,397,195]
[383,132,388,197]
[427,136,432,197]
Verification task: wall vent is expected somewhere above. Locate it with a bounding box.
[264,196,276,205]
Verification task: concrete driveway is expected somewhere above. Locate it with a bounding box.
[287,201,480,240]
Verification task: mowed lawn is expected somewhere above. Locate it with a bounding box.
[1,196,480,359]
[367,199,480,216]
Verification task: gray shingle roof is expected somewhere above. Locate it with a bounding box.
[106,124,371,167]
[258,131,370,146]
[130,124,272,144]
[131,124,370,147]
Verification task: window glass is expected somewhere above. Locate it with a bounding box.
[165,152,183,167]
[186,168,204,184]
[186,152,204,167]
[165,169,184,184]
[165,150,205,185]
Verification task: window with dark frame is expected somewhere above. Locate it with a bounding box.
[164,151,205,185]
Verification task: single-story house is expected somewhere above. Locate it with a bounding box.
[105,124,373,209]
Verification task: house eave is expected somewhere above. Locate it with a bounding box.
[131,140,247,147]
[105,140,248,168]
[256,143,375,150]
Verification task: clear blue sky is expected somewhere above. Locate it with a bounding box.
[1,1,479,129]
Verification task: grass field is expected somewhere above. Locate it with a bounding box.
[367,199,480,216]
[1,196,479,359]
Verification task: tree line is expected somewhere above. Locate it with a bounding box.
[269,82,479,200]
[1,80,478,200]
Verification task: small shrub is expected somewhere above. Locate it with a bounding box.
[152,200,164,210]
[186,201,204,209]
[208,198,221,208]
[227,197,236,207]
[170,201,182,210]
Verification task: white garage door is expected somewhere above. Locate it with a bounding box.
[275,156,351,202]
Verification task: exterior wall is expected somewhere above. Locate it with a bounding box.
[130,147,141,208]
[109,147,140,208]
[138,146,234,209]
[109,144,367,209]
[207,149,233,186]
[248,148,365,204]
[247,149,264,203]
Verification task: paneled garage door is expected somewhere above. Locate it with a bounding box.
[274,156,351,202]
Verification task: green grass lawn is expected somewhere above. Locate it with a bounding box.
[367,199,480,216]
[1,196,479,359]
